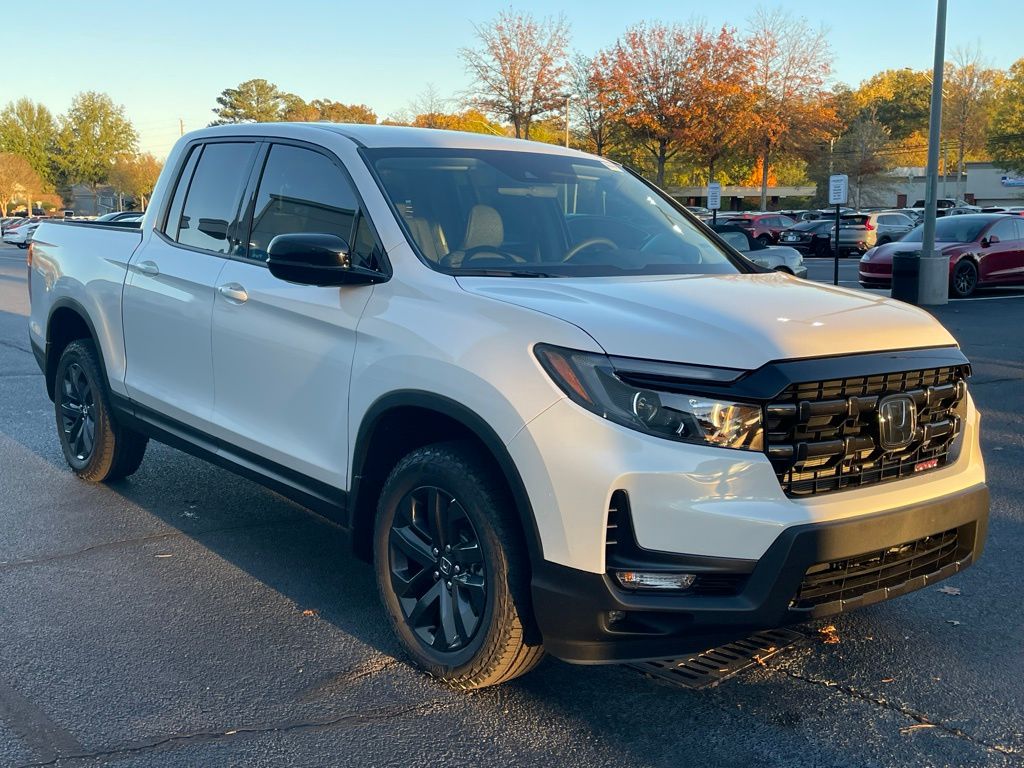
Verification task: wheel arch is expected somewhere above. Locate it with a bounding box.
[349,391,544,567]
[44,299,110,401]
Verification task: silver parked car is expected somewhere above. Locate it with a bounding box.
[711,223,807,278]
[833,211,916,257]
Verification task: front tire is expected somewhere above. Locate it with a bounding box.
[950,259,978,298]
[54,339,148,482]
[756,234,772,246]
[373,442,544,689]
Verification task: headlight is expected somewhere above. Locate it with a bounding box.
[534,345,763,451]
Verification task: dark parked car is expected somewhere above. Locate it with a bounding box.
[778,219,834,256]
[859,213,1024,297]
[726,213,797,245]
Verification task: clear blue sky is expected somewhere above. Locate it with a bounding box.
[10,0,1021,159]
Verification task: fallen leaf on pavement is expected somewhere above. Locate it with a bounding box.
[946,620,961,626]
[937,586,961,595]
[881,677,895,683]
[818,625,840,644]
[302,609,318,617]
[154,553,173,558]
[900,723,935,735]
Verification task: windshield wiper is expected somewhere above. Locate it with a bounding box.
[455,269,563,278]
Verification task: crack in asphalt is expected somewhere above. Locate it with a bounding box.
[13,700,445,767]
[781,669,1023,761]
[0,338,30,354]
[0,518,302,571]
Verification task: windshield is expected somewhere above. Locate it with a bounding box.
[365,148,742,277]
[903,217,988,243]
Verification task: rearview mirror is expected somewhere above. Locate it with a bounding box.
[267,233,384,286]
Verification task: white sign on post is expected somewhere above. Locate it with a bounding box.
[707,182,722,210]
[828,174,849,205]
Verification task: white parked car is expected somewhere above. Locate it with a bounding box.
[28,124,988,689]
[2,218,42,247]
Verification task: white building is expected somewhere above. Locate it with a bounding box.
[886,162,1024,208]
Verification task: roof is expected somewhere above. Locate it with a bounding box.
[191,122,592,157]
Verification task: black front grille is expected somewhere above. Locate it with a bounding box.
[791,529,960,610]
[764,366,968,497]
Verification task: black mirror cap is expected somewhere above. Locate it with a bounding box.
[267,232,384,286]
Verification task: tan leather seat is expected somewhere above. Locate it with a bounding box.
[445,205,506,267]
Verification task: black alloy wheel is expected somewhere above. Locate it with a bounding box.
[388,485,487,652]
[373,442,544,688]
[951,259,978,298]
[53,339,148,481]
[60,362,96,462]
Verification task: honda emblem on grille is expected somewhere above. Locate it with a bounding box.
[877,394,917,451]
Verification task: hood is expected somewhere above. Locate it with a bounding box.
[865,241,966,265]
[457,272,957,369]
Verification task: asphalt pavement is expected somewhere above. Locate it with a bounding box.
[2,242,1023,767]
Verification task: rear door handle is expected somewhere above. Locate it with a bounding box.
[135,260,159,276]
[217,283,248,304]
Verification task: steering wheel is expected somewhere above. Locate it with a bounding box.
[456,246,527,266]
[562,237,617,262]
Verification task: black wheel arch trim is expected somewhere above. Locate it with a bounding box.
[350,390,545,565]
[44,297,112,401]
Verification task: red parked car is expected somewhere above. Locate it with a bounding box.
[725,213,797,245]
[859,214,1024,298]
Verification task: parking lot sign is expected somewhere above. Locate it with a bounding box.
[828,174,849,205]
[707,182,722,210]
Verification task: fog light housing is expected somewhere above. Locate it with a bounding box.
[615,571,696,591]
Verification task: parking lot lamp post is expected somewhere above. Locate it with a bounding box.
[918,0,948,305]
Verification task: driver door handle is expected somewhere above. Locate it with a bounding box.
[135,260,159,276]
[217,283,248,304]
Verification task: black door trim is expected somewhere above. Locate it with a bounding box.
[109,393,348,524]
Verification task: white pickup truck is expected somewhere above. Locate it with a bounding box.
[28,124,988,689]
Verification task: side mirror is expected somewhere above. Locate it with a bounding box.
[985,234,1000,246]
[197,217,229,240]
[267,233,384,286]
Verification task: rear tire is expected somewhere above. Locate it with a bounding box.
[950,259,978,298]
[756,234,772,246]
[54,339,148,482]
[373,442,544,689]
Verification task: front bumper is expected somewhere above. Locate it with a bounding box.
[532,483,988,663]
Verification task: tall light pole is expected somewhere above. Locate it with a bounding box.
[921,0,946,273]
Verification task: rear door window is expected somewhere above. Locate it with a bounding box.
[175,142,257,255]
